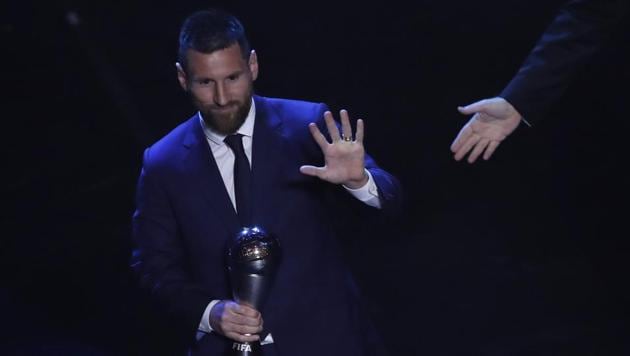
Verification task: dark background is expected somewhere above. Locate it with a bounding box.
[3,0,629,355]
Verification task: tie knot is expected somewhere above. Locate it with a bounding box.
[224,134,245,154]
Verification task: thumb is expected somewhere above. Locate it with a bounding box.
[458,99,489,115]
[299,165,324,178]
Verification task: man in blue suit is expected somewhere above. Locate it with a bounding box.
[132,9,402,356]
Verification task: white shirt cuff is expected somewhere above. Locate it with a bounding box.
[343,169,381,208]
[198,299,220,336]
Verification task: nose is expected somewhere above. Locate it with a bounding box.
[214,83,229,106]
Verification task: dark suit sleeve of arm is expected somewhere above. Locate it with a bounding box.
[365,156,403,217]
[131,148,211,345]
[500,0,628,125]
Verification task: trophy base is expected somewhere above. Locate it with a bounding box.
[231,341,261,356]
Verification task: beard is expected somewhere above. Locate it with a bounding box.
[197,93,253,135]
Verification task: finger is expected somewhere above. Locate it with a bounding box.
[467,138,489,163]
[232,304,261,318]
[228,309,262,326]
[324,111,341,141]
[450,124,473,152]
[299,165,325,178]
[224,311,250,325]
[308,122,330,148]
[339,109,352,140]
[225,331,260,343]
[231,321,264,335]
[224,313,262,330]
[223,317,263,334]
[224,308,261,328]
[483,140,500,160]
[453,135,480,161]
[458,99,489,115]
[355,119,364,143]
[221,314,259,329]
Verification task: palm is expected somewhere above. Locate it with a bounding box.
[468,112,515,140]
[300,110,368,188]
[451,97,522,163]
[317,137,365,184]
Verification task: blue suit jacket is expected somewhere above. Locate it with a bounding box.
[132,95,402,355]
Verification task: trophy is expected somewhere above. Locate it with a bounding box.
[228,226,281,356]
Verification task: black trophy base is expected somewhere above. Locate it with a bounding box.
[231,341,261,356]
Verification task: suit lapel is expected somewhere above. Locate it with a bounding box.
[251,96,284,230]
[182,116,240,234]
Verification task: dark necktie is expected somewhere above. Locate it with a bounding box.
[224,134,253,226]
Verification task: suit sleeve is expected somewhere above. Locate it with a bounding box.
[131,147,211,346]
[500,0,628,125]
[364,155,403,217]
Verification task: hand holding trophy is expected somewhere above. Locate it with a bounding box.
[228,227,281,355]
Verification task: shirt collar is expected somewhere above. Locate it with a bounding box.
[199,98,256,145]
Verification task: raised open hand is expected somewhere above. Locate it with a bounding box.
[300,110,368,189]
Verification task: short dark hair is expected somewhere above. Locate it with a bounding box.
[178,9,251,72]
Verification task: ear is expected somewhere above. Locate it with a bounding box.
[248,50,259,81]
[175,62,188,91]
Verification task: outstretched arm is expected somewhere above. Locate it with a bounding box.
[451,0,628,163]
[502,0,629,124]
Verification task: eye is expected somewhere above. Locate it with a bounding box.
[196,78,212,86]
[227,74,240,82]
